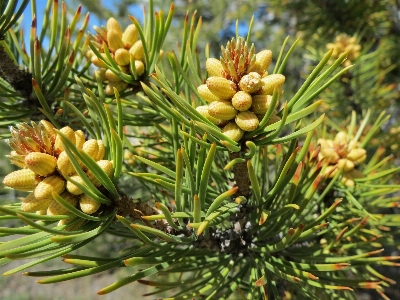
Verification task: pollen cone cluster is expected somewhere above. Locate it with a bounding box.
[2,121,113,218]
[326,34,361,67]
[86,17,147,95]
[196,37,284,142]
[318,131,366,187]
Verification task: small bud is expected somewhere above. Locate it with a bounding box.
[80,194,101,214]
[40,120,56,140]
[75,130,85,149]
[257,74,285,95]
[222,122,244,142]
[319,148,340,164]
[122,24,139,48]
[106,17,122,36]
[197,84,222,103]
[250,94,274,115]
[206,77,237,100]
[34,175,66,200]
[47,191,78,215]
[66,174,85,195]
[105,80,129,95]
[208,101,237,120]
[235,111,259,131]
[86,160,114,187]
[347,148,366,162]
[114,48,130,66]
[238,72,262,94]
[95,68,108,81]
[57,151,76,177]
[334,131,348,146]
[3,169,39,192]
[206,58,224,77]
[129,40,145,60]
[25,152,57,176]
[95,140,105,161]
[196,105,227,126]
[134,60,145,76]
[248,50,272,74]
[91,53,108,68]
[264,111,281,125]
[54,126,76,155]
[337,158,355,172]
[21,193,52,212]
[105,69,121,82]
[107,29,125,52]
[82,139,99,160]
[318,138,334,149]
[231,91,252,111]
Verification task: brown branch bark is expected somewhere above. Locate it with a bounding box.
[0,44,32,97]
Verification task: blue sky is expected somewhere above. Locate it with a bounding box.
[20,1,144,52]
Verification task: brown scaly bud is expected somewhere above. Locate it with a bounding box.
[82,139,99,160]
[25,152,57,176]
[257,74,285,95]
[206,58,224,77]
[86,160,114,187]
[114,48,130,66]
[75,130,85,149]
[206,77,237,100]
[57,151,76,177]
[95,140,105,161]
[251,94,274,115]
[122,24,139,48]
[222,122,244,142]
[47,191,78,215]
[34,175,65,200]
[106,17,122,37]
[208,101,237,120]
[21,193,52,212]
[54,126,76,155]
[107,29,125,52]
[3,169,40,192]
[238,72,262,94]
[66,174,85,195]
[235,111,259,131]
[129,40,145,60]
[248,50,273,75]
[196,105,227,126]
[232,91,252,111]
[80,194,101,214]
[197,84,222,103]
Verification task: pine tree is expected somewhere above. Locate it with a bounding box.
[0,0,399,299]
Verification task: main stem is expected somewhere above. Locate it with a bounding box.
[229,150,251,198]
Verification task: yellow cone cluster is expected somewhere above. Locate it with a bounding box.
[86,17,146,95]
[2,121,113,217]
[326,34,361,67]
[196,37,284,142]
[318,131,366,187]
